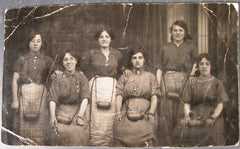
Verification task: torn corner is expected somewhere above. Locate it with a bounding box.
[230,3,239,12]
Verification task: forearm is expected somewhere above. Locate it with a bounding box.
[184,103,191,117]
[49,101,56,119]
[148,95,158,114]
[211,103,223,119]
[190,63,197,76]
[78,98,88,117]
[115,95,123,113]
[12,72,20,103]
[156,69,163,85]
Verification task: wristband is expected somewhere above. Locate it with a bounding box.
[147,112,155,116]
[209,116,216,122]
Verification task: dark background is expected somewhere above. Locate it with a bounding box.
[2,3,239,146]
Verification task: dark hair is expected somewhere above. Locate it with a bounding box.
[58,50,80,69]
[195,53,215,76]
[127,44,149,69]
[26,30,45,51]
[170,20,192,41]
[94,28,115,41]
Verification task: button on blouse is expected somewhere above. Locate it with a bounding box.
[80,48,123,79]
[13,52,53,85]
[48,71,90,105]
[116,69,159,100]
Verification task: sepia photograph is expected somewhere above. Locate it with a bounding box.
[1,2,239,148]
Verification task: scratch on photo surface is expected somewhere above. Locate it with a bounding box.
[33,4,75,19]
[122,3,133,38]
[4,7,37,42]
[1,126,38,145]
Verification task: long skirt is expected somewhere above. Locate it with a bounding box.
[172,116,225,147]
[158,71,187,145]
[48,104,89,146]
[113,116,157,147]
[89,77,116,146]
[14,83,48,145]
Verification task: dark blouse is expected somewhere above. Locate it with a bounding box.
[13,52,53,85]
[48,71,90,105]
[157,40,198,72]
[80,48,123,79]
[116,69,159,100]
[182,76,229,120]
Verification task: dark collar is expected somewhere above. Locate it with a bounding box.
[132,68,145,75]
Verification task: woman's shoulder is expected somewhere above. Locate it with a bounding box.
[110,48,121,55]
[162,42,174,48]
[144,71,157,79]
[75,70,88,79]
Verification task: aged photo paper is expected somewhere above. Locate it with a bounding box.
[1,2,239,148]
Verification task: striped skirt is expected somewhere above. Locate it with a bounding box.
[15,83,48,145]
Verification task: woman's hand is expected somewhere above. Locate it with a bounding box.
[123,69,131,75]
[11,101,19,113]
[50,116,58,129]
[114,113,123,124]
[144,113,156,124]
[189,76,196,84]
[205,118,215,127]
[51,70,63,79]
[76,116,84,126]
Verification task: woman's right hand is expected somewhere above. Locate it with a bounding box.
[50,116,58,129]
[11,101,19,113]
[51,70,63,79]
[114,113,123,124]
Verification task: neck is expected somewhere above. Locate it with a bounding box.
[173,40,184,47]
[133,67,144,74]
[199,74,212,80]
[64,69,75,76]
[101,47,110,52]
[30,51,40,55]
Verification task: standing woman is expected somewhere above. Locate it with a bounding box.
[48,50,90,146]
[80,28,124,146]
[113,45,159,147]
[11,31,53,145]
[156,20,198,145]
[172,53,229,146]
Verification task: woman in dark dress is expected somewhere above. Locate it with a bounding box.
[48,50,90,146]
[172,53,229,146]
[11,31,53,145]
[80,28,124,146]
[156,20,198,145]
[113,45,159,147]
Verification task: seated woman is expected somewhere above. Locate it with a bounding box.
[48,50,90,146]
[113,45,159,147]
[172,53,229,146]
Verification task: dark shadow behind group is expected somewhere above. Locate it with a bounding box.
[10,20,229,147]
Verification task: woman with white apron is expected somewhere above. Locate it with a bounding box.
[80,28,125,146]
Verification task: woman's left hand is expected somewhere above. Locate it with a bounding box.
[144,113,155,124]
[205,118,215,127]
[76,116,84,126]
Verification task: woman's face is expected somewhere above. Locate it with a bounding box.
[199,57,211,76]
[98,31,111,48]
[63,53,77,72]
[29,34,42,53]
[131,52,145,69]
[172,25,185,42]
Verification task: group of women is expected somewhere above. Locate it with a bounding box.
[11,20,229,147]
